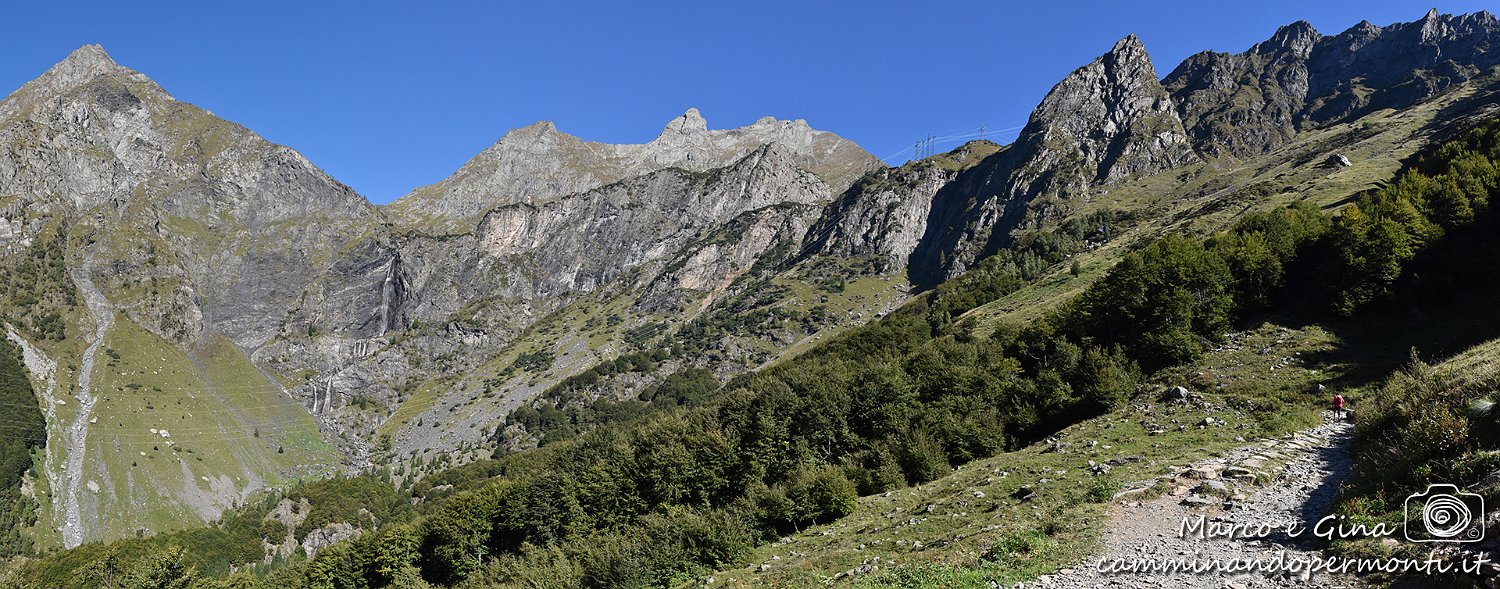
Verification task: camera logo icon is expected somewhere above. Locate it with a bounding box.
[1404,484,1485,543]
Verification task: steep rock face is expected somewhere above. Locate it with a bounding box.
[255,143,842,460]
[801,162,952,273]
[1167,9,1500,158]
[908,36,1195,282]
[473,143,830,299]
[1005,35,1196,198]
[389,108,879,225]
[0,45,382,349]
[637,202,823,314]
[1164,21,1317,158]
[1303,9,1500,123]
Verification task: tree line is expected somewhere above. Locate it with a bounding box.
[7,117,1499,589]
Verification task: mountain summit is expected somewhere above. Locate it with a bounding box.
[906,33,1196,281]
[390,108,879,224]
[1167,8,1500,157]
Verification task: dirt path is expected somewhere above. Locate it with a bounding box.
[1039,417,1359,589]
[61,265,112,549]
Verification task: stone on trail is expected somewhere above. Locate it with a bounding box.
[1195,480,1229,494]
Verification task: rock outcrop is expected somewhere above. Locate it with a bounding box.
[1167,9,1500,158]
[908,35,1195,282]
[907,9,1500,283]
[472,143,831,299]
[801,158,958,274]
[0,45,381,348]
[1006,35,1196,196]
[1165,21,1318,158]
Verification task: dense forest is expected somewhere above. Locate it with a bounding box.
[0,339,47,559]
[4,118,1499,589]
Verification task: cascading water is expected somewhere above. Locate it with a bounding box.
[377,256,399,337]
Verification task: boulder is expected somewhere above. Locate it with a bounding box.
[1195,480,1229,494]
[1183,465,1220,480]
[1161,386,1191,401]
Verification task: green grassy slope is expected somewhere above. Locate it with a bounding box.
[31,317,339,546]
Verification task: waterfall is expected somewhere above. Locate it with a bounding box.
[377,256,398,337]
[311,377,333,415]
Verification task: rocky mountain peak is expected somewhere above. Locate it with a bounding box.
[660,107,708,136]
[1254,21,1321,57]
[1165,9,1500,160]
[0,44,143,119]
[1334,20,1383,47]
[514,120,558,135]
[1107,34,1147,61]
[486,120,565,148]
[392,108,878,224]
[1418,8,1447,43]
[1012,34,1194,189]
[911,35,1197,281]
[49,45,122,85]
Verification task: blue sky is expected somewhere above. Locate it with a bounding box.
[0,1,1489,204]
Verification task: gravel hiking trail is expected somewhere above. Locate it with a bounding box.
[1037,417,1359,588]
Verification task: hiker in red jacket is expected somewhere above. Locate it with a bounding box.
[1333,393,1346,422]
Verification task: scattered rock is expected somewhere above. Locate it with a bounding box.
[1113,484,1156,501]
[1045,419,1357,587]
[1222,466,1256,480]
[1182,466,1219,480]
[1195,480,1229,494]
[1161,386,1191,401]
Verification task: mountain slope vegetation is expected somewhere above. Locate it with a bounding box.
[2,9,1500,589]
[6,97,1500,589]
